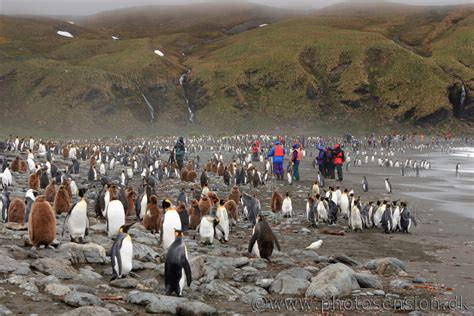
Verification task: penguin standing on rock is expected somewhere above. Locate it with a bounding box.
[28,196,56,249]
[248,215,280,262]
[165,230,192,297]
[63,188,89,242]
[111,222,136,280]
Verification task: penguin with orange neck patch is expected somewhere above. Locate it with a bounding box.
[111,222,136,280]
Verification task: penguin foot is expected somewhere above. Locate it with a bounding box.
[31,246,37,251]
[47,245,55,249]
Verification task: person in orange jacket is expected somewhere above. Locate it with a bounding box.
[332,144,345,181]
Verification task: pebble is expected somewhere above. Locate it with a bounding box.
[374,290,385,296]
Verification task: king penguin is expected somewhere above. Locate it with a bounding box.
[400,202,417,233]
[248,215,280,262]
[161,199,182,250]
[385,178,392,194]
[1,188,10,223]
[281,193,293,218]
[106,189,126,238]
[362,176,368,192]
[165,230,192,297]
[63,188,89,242]
[28,196,56,249]
[215,200,229,242]
[111,222,136,280]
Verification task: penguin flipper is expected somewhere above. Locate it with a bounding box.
[182,256,192,286]
[61,214,70,238]
[248,232,257,253]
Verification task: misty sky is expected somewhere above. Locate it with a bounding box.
[1,0,473,16]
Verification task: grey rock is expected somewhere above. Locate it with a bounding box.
[60,306,112,316]
[110,278,139,289]
[60,243,107,264]
[413,277,427,283]
[176,301,218,315]
[330,254,361,267]
[14,262,31,275]
[250,259,268,269]
[276,267,313,281]
[390,279,414,289]
[232,267,259,283]
[256,278,274,289]
[0,305,12,315]
[64,292,103,307]
[127,291,187,314]
[67,284,98,295]
[374,290,385,296]
[189,255,206,280]
[354,272,383,289]
[133,243,160,262]
[45,283,72,296]
[76,268,103,284]
[270,276,310,295]
[7,275,32,285]
[35,275,60,289]
[0,255,18,274]
[364,258,406,276]
[19,282,38,293]
[31,258,78,279]
[408,312,423,316]
[306,263,359,299]
[240,285,269,304]
[201,280,244,301]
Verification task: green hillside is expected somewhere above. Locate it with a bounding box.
[0,2,472,137]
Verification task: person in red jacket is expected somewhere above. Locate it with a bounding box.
[332,144,345,181]
[291,143,301,181]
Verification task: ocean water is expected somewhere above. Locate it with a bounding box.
[402,147,474,219]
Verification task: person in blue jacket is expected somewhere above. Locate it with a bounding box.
[267,140,286,180]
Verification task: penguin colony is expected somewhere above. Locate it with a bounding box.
[0,134,432,301]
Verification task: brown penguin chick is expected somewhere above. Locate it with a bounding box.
[7,198,26,223]
[228,186,240,205]
[126,188,138,217]
[198,195,212,216]
[28,170,41,191]
[211,163,218,174]
[10,156,21,172]
[186,161,193,171]
[28,196,56,248]
[90,156,97,167]
[62,146,69,159]
[188,199,201,230]
[224,199,238,221]
[187,170,197,182]
[44,180,57,203]
[54,185,70,214]
[75,147,81,159]
[63,180,73,202]
[206,161,212,172]
[228,162,235,176]
[181,168,189,182]
[143,195,160,233]
[217,162,224,176]
[271,191,283,213]
[20,161,28,173]
[207,191,219,205]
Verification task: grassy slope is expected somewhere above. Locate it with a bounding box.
[0,3,473,137]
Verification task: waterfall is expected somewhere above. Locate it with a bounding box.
[142,94,155,123]
[460,84,466,108]
[179,72,194,123]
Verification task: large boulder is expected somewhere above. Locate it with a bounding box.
[305,263,359,299]
[127,291,187,314]
[31,258,78,279]
[270,276,310,295]
[363,258,406,276]
[189,255,206,280]
[63,292,104,307]
[60,243,107,264]
[200,280,244,301]
[0,255,19,274]
[60,306,112,316]
[354,272,383,289]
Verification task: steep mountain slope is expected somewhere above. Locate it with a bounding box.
[0,2,472,136]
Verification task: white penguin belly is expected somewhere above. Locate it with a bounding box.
[163,212,182,250]
[120,237,133,277]
[107,201,125,237]
[68,205,87,238]
[252,242,261,258]
[199,219,214,243]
